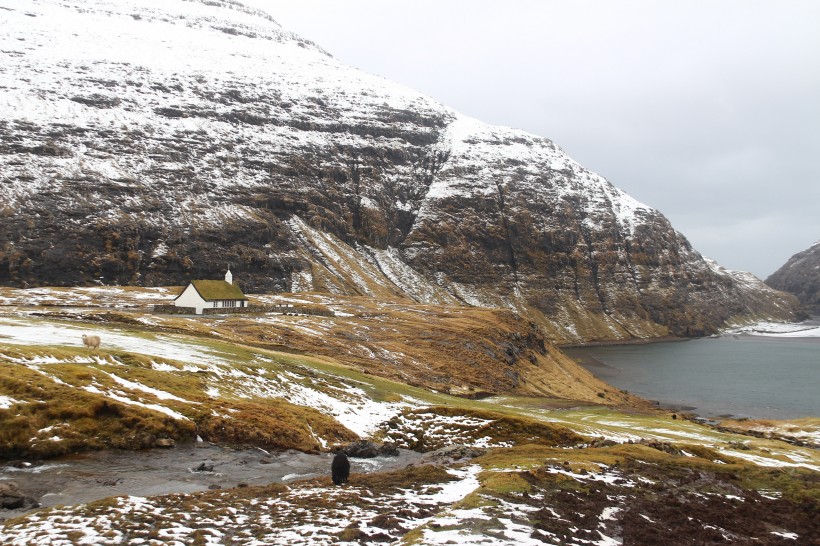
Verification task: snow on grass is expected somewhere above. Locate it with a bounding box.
[81,384,191,421]
[106,372,199,405]
[1,315,428,439]
[204,386,221,399]
[717,449,820,472]
[332,397,411,438]
[0,316,230,367]
[415,465,480,504]
[0,286,176,308]
[232,369,415,438]
[600,506,621,521]
[197,358,421,438]
[511,404,731,446]
[287,215,394,297]
[149,361,180,372]
[0,462,484,546]
[545,463,635,488]
[382,410,519,451]
[595,422,719,443]
[419,509,546,546]
[510,404,820,471]
[0,395,25,408]
[733,423,820,445]
[417,468,629,546]
[365,245,456,305]
[417,489,556,545]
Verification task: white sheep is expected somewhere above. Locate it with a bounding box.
[81,334,101,349]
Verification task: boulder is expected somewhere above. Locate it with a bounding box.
[193,461,215,473]
[417,444,487,465]
[0,482,38,511]
[341,441,400,458]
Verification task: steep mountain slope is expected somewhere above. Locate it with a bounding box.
[0,0,801,342]
[766,241,820,314]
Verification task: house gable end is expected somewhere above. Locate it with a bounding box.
[174,283,204,303]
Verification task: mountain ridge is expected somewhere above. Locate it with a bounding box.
[0,0,802,343]
[766,241,820,314]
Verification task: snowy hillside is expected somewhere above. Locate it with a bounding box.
[766,241,820,314]
[0,0,802,342]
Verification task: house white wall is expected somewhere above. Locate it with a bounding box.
[174,284,211,314]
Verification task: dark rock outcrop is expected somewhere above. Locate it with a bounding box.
[766,241,820,314]
[417,445,488,466]
[193,461,215,473]
[341,441,399,459]
[0,0,802,342]
[0,482,38,511]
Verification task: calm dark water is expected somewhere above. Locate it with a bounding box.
[566,334,820,420]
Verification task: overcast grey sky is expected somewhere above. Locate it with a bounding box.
[250,0,819,279]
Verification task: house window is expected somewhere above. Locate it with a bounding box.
[213,300,244,309]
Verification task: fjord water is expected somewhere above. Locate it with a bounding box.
[566,334,820,420]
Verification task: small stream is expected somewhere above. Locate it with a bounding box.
[1,442,423,522]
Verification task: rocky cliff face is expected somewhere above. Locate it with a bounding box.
[0,0,802,342]
[766,242,820,314]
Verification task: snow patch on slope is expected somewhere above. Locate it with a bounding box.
[363,246,457,305]
[417,113,657,237]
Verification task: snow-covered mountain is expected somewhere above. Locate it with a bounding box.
[0,0,801,342]
[766,241,820,314]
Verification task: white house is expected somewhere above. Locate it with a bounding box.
[174,270,248,314]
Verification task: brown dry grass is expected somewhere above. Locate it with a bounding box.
[0,286,660,463]
[0,345,357,459]
[379,406,583,451]
[176,293,645,406]
[0,364,196,458]
[477,443,820,505]
[715,417,820,445]
[193,399,356,453]
[2,286,652,407]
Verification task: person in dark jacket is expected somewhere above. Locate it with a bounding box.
[331,451,350,485]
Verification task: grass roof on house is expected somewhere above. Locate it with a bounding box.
[191,280,247,301]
